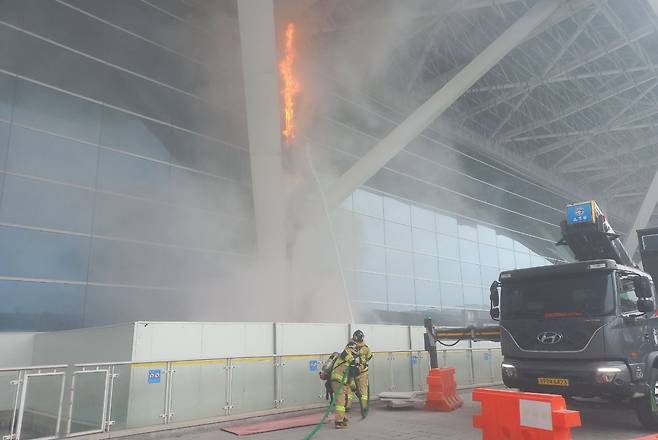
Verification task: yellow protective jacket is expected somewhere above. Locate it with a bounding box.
[356,342,373,374]
[331,347,355,384]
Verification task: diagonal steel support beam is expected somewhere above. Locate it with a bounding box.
[498,73,657,140]
[321,0,562,210]
[625,167,658,256]
[467,25,654,116]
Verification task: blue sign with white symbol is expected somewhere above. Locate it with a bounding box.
[309,360,319,372]
[148,369,161,384]
[411,355,418,366]
[567,202,594,225]
[483,352,491,361]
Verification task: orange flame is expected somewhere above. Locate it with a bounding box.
[279,23,299,142]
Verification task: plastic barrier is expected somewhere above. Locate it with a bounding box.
[473,388,581,440]
[425,368,463,411]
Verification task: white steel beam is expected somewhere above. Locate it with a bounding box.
[321,0,561,210]
[625,167,658,256]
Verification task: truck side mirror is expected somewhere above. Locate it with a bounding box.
[637,298,655,314]
[489,281,500,307]
[634,277,653,298]
[489,281,500,321]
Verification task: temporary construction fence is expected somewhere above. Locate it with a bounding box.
[0,346,502,440]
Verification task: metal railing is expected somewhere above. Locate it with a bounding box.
[0,348,502,440]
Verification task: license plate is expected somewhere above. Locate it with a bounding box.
[537,377,569,386]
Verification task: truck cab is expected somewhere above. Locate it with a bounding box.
[496,260,657,401]
[489,201,658,428]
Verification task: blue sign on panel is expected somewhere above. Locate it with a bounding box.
[567,202,594,225]
[309,360,319,372]
[411,355,418,366]
[148,369,161,384]
[483,352,491,361]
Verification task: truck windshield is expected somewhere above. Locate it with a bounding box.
[501,272,614,319]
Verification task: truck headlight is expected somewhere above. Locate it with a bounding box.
[595,367,622,384]
[501,363,517,378]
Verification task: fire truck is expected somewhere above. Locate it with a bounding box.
[425,201,658,429]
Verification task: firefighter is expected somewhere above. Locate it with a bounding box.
[331,341,358,429]
[347,329,372,417]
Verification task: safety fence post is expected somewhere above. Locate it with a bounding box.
[473,388,581,439]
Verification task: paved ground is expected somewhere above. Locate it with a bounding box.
[127,392,655,440]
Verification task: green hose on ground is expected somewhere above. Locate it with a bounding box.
[302,373,347,440]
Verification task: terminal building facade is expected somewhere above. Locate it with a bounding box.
[0,1,575,331]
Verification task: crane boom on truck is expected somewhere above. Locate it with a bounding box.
[424,201,658,430]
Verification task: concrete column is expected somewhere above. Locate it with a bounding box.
[238,0,288,320]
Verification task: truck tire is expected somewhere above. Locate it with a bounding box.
[635,369,658,430]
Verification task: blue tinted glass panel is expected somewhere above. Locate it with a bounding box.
[478,244,498,267]
[355,271,386,302]
[93,192,169,243]
[386,249,413,276]
[414,254,438,280]
[531,255,547,267]
[514,241,530,253]
[97,149,169,200]
[481,266,501,286]
[515,252,532,269]
[13,79,101,143]
[0,122,10,171]
[170,129,250,184]
[412,227,437,255]
[88,238,168,287]
[440,282,463,308]
[7,126,98,187]
[0,226,90,280]
[0,73,15,121]
[84,285,181,327]
[0,175,94,233]
[439,258,461,283]
[459,239,479,264]
[498,248,516,270]
[497,234,514,250]
[387,276,414,306]
[169,167,227,212]
[385,221,411,250]
[436,214,458,236]
[0,280,84,330]
[459,224,477,241]
[100,107,171,161]
[461,262,481,286]
[415,279,440,307]
[354,214,385,245]
[477,225,497,246]
[463,286,484,308]
[437,235,459,259]
[353,189,383,218]
[357,244,386,273]
[383,197,410,225]
[411,206,435,231]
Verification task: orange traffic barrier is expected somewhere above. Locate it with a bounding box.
[425,368,463,411]
[473,388,581,440]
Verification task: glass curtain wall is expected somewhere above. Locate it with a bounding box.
[0,1,254,330]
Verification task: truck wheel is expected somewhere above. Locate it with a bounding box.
[635,369,658,430]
